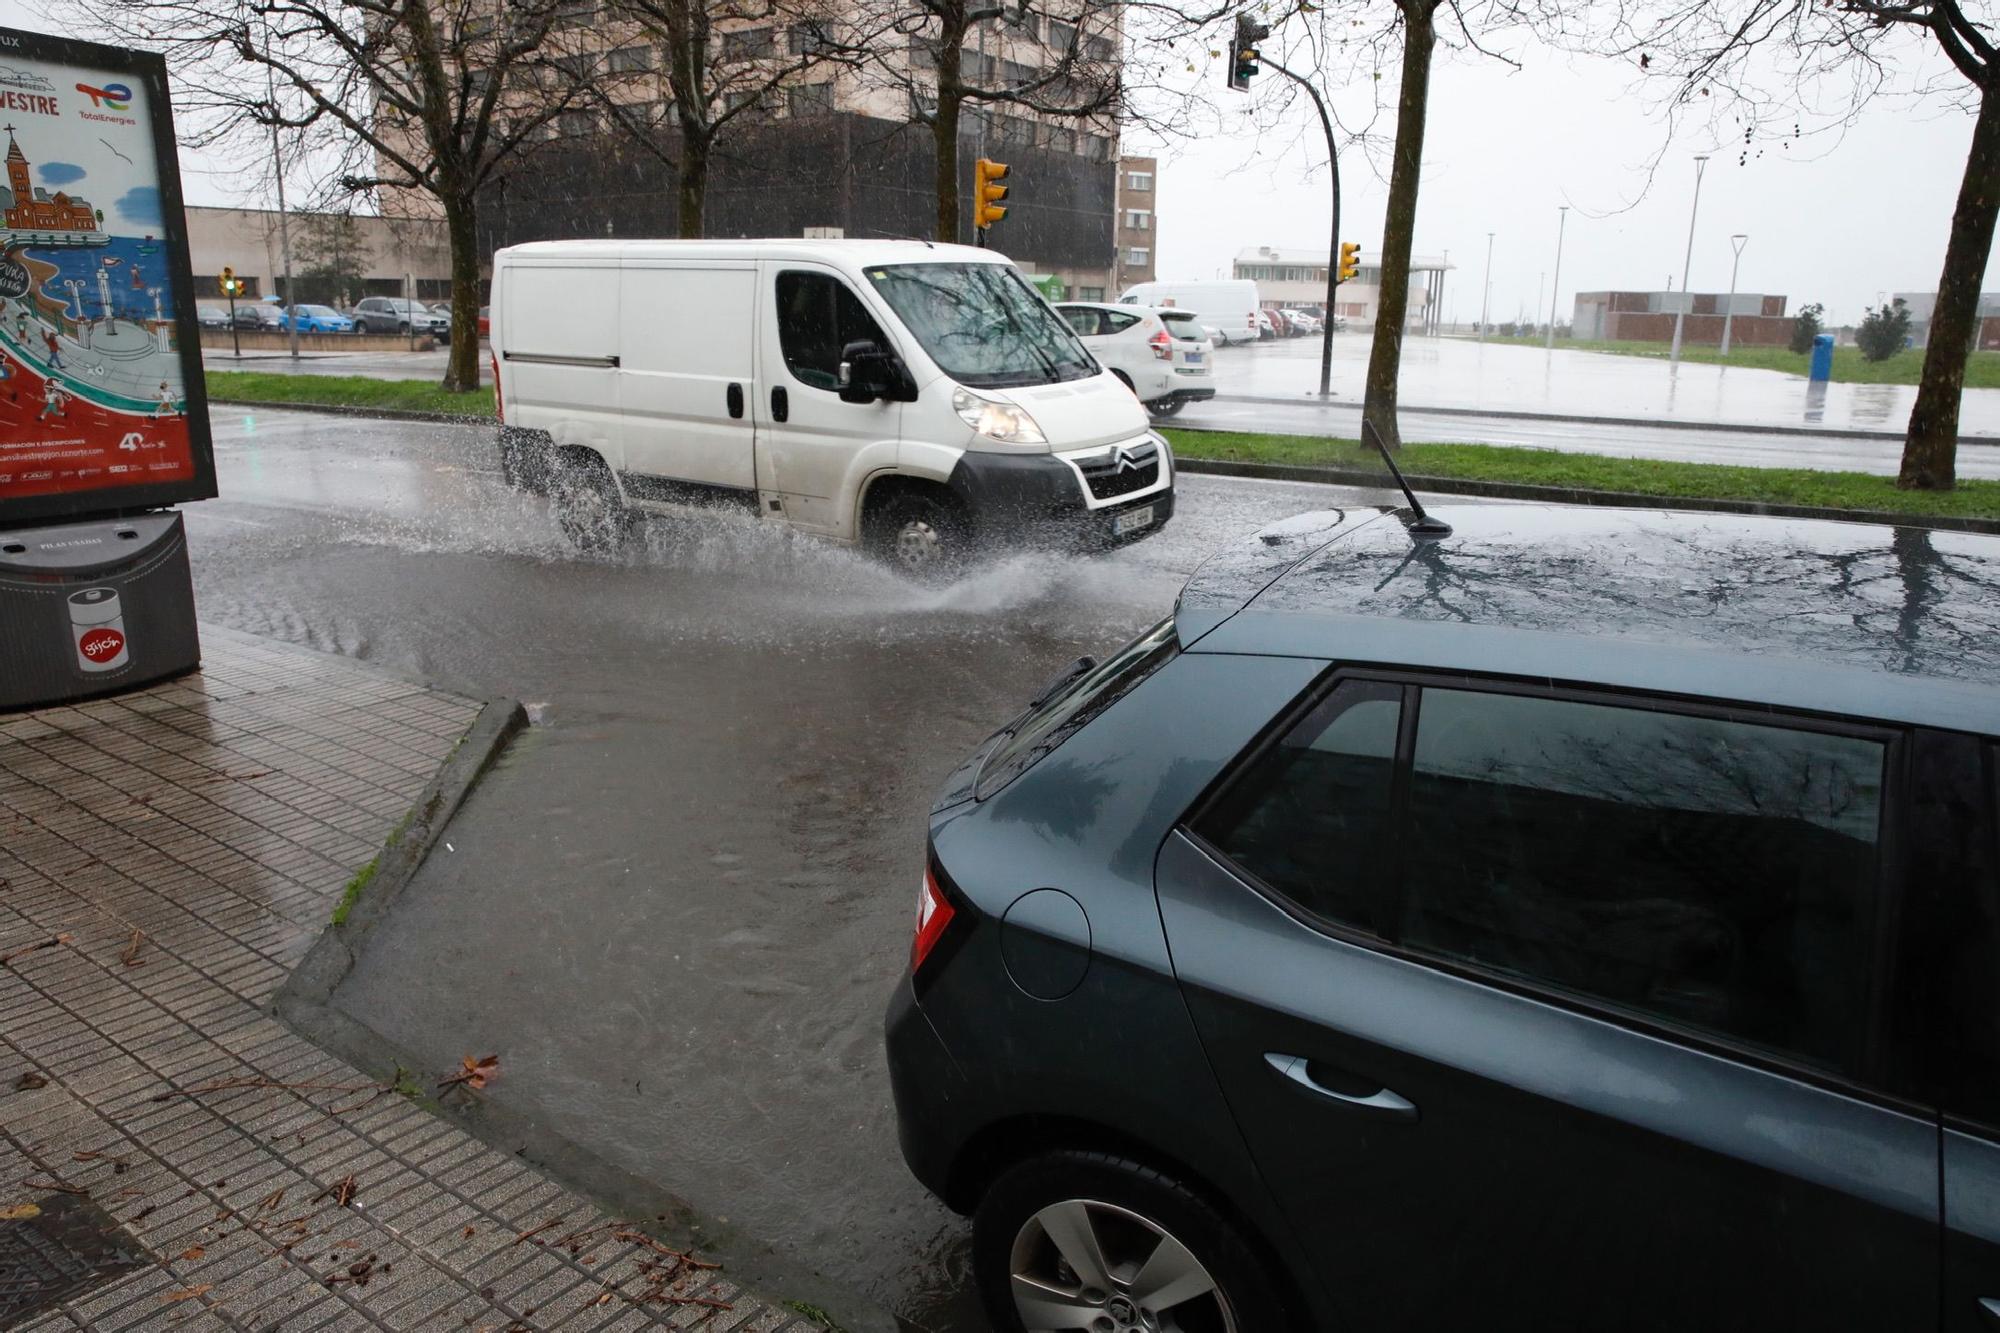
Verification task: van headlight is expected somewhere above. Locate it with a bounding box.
[952,386,1046,444]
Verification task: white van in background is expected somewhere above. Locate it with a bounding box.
[491,239,1173,569]
[1116,279,1261,346]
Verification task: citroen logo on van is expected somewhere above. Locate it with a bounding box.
[1111,445,1140,473]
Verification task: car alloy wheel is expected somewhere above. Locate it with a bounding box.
[1009,1198,1235,1333]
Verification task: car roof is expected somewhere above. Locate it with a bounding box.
[1177,504,2000,735]
[495,238,1005,269]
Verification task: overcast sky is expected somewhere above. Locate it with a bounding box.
[1,0,1981,326]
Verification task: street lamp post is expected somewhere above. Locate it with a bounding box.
[1546,205,1568,350]
[1478,231,1494,342]
[1719,233,1749,357]
[1669,154,1710,364]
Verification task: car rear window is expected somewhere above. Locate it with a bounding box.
[976,617,1179,800]
[1160,312,1203,342]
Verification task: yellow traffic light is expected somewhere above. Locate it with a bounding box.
[974,157,1009,231]
[1337,242,1361,283]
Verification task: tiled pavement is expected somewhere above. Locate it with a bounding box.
[0,630,824,1332]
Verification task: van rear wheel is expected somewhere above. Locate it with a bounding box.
[867,490,968,579]
[551,455,632,553]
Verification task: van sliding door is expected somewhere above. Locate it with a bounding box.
[615,264,759,506]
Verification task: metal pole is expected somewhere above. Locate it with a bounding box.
[1478,232,1493,342]
[1669,154,1710,364]
[262,21,298,360]
[1719,232,1748,356]
[1545,206,1567,349]
[1262,56,1339,397]
[1439,249,1447,336]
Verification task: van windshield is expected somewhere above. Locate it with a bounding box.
[864,262,1096,388]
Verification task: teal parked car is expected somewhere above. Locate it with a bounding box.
[282,304,355,333]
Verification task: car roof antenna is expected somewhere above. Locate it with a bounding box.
[1363,417,1452,540]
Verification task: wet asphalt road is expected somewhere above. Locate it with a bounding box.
[186,406,1404,1330]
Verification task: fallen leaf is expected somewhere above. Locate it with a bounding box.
[180,1245,205,1261]
[0,1202,40,1220]
[462,1225,476,1239]
[12,1071,47,1090]
[162,1285,211,1303]
[0,933,70,967]
[119,930,146,967]
[438,1054,500,1092]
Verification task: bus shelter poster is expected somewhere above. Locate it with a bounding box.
[0,30,214,524]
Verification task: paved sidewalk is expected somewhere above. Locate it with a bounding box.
[0,630,823,1332]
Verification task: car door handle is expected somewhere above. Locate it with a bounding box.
[1264,1052,1418,1121]
[770,386,788,423]
[1980,1297,2000,1326]
[726,382,744,419]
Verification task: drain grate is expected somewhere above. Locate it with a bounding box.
[0,1193,148,1328]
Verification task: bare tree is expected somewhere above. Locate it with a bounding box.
[585,0,860,237]
[51,0,594,391]
[1586,0,2000,490]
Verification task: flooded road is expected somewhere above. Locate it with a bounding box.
[187,407,1402,1329]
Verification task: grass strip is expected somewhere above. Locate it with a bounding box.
[1478,336,2000,389]
[1161,428,2000,521]
[206,370,495,417]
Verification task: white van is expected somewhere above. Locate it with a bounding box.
[1116,279,1261,346]
[491,239,1174,568]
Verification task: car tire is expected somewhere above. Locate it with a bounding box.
[865,490,969,579]
[397,321,409,335]
[1147,397,1185,418]
[550,454,633,553]
[973,1150,1297,1333]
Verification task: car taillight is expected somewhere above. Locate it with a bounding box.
[1149,328,1172,360]
[491,353,503,422]
[912,866,957,973]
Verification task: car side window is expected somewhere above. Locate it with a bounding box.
[776,270,892,392]
[1953,745,2000,1128]
[1060,308,1101,337]
[1101,311,1141,334]
[1402,688,1886,1073]
[1192,680,1402,933]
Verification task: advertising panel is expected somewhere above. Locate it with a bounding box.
[0,27,214,528]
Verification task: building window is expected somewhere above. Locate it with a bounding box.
[1012,12,1040,40]
[1085,33,1114,61]
[1127,247,1149,267]
[1126,170,1152,191]
[1047,20,1076,50]
[787,81,835,117]
[1045,126,1075,154]
[551,0,594,29]
[907,36,936,70]
[722,26,775,60]
[1124,209,1150,230]
[1001,58,1037,86]
[607,45,657,74]
[555,109,596,138]
[1079,286,1105,301]
[1080,133,1110,161]
[961,49,996,80]
[790,21,834,55]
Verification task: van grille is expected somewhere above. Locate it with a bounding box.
[1075,441,1160,500]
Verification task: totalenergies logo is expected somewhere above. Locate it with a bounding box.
[75,82,130,110]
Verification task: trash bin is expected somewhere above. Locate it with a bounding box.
[1810,333,1835,382]
[0,511,200,710]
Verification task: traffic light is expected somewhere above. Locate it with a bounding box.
[218,266,242,298]
[974,157,1009,231]
[1227,13,1270,92]
[1337,241,1361,283]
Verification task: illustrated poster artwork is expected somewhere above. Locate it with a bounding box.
[0,53,193,503]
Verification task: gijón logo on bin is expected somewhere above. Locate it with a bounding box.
[68,586,130,674]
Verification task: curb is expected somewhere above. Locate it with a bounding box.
[270,691,885,1332]
[208,396,489,426]
[1217,391,2000,448]
[1171,456,2000,536]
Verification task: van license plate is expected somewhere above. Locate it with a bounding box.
[1113,505,1155,536]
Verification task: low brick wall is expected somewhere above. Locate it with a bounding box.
[199,329,445,352]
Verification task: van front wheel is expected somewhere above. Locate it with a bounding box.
[867,490,969,578]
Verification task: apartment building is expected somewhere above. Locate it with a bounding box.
[403,0,1126,294]
[1111,155,1155,297]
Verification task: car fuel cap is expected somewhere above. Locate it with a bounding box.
[999,889,1091,1001]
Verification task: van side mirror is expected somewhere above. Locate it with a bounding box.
[838,339,914,404]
